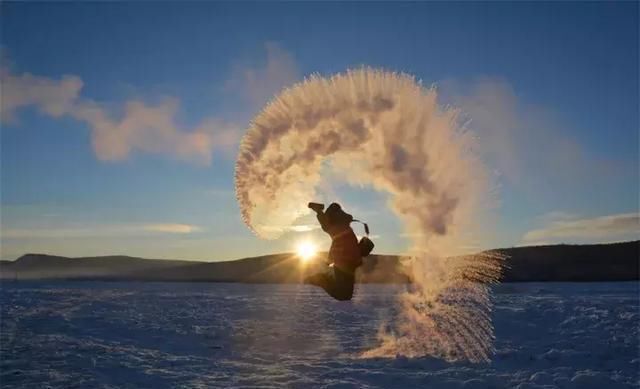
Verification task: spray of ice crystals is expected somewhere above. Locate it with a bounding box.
[234,69,503,362]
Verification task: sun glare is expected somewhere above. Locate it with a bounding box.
[296,240,317,262]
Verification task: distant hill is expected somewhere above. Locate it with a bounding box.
[496,241,639,282]
[0,254,201,280]
[1,241,637,283]
[0,252,409,284]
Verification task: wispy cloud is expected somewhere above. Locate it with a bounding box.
[2,223,203,239]
[260,224,320,234]
[0,64,242,165]
[356,234,381,240]
[0,68,82,122]
[1,67,239,165]
[141,224,202,234]
[439,78,627,198]
[288,224,319,232]
[523,212,639,244]
[225,42,300,109]
[73,99,239,165]
[1,43,300,165]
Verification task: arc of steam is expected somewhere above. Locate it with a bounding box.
[234,68,502,362]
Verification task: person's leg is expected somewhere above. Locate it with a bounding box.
[304,266,355,301]
[304,272,329,288]
[304,268,336,297]
[330,267,355,301]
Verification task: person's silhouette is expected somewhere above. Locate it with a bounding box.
[304,202,362,301]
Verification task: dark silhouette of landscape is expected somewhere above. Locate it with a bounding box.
[1,241,637,283]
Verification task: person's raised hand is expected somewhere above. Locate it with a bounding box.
[308,202,325,213]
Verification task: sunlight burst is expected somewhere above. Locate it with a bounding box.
[296,240,317,262]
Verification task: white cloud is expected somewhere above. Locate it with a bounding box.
[0,68,83,122]
[1,43,301,165]
[260,224,320,234]
[356,234,381,240]
[288,224,319,232]
[2,223,203,239]
[0,65,239,165]
[438,77,625,197]
[523,212,640,244]
[71,98,239,165]
[141,223,202,234]
[225,41,300,109]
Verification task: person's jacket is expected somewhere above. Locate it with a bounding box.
[317,204,362,272]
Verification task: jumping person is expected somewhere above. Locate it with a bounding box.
[304,202,363,301]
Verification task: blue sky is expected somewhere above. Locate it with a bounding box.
[1,2,638,260]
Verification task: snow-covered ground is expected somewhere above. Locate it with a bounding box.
[1,282,638,388]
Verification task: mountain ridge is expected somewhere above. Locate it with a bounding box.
[1,241,637,283]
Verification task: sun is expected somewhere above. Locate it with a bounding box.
[296,240,317,262]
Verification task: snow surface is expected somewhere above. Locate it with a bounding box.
[1,282,638,388]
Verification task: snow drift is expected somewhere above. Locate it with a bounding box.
[234,68,502,362]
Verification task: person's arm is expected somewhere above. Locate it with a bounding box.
[316,211,331,233]
[309,202,331,233]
